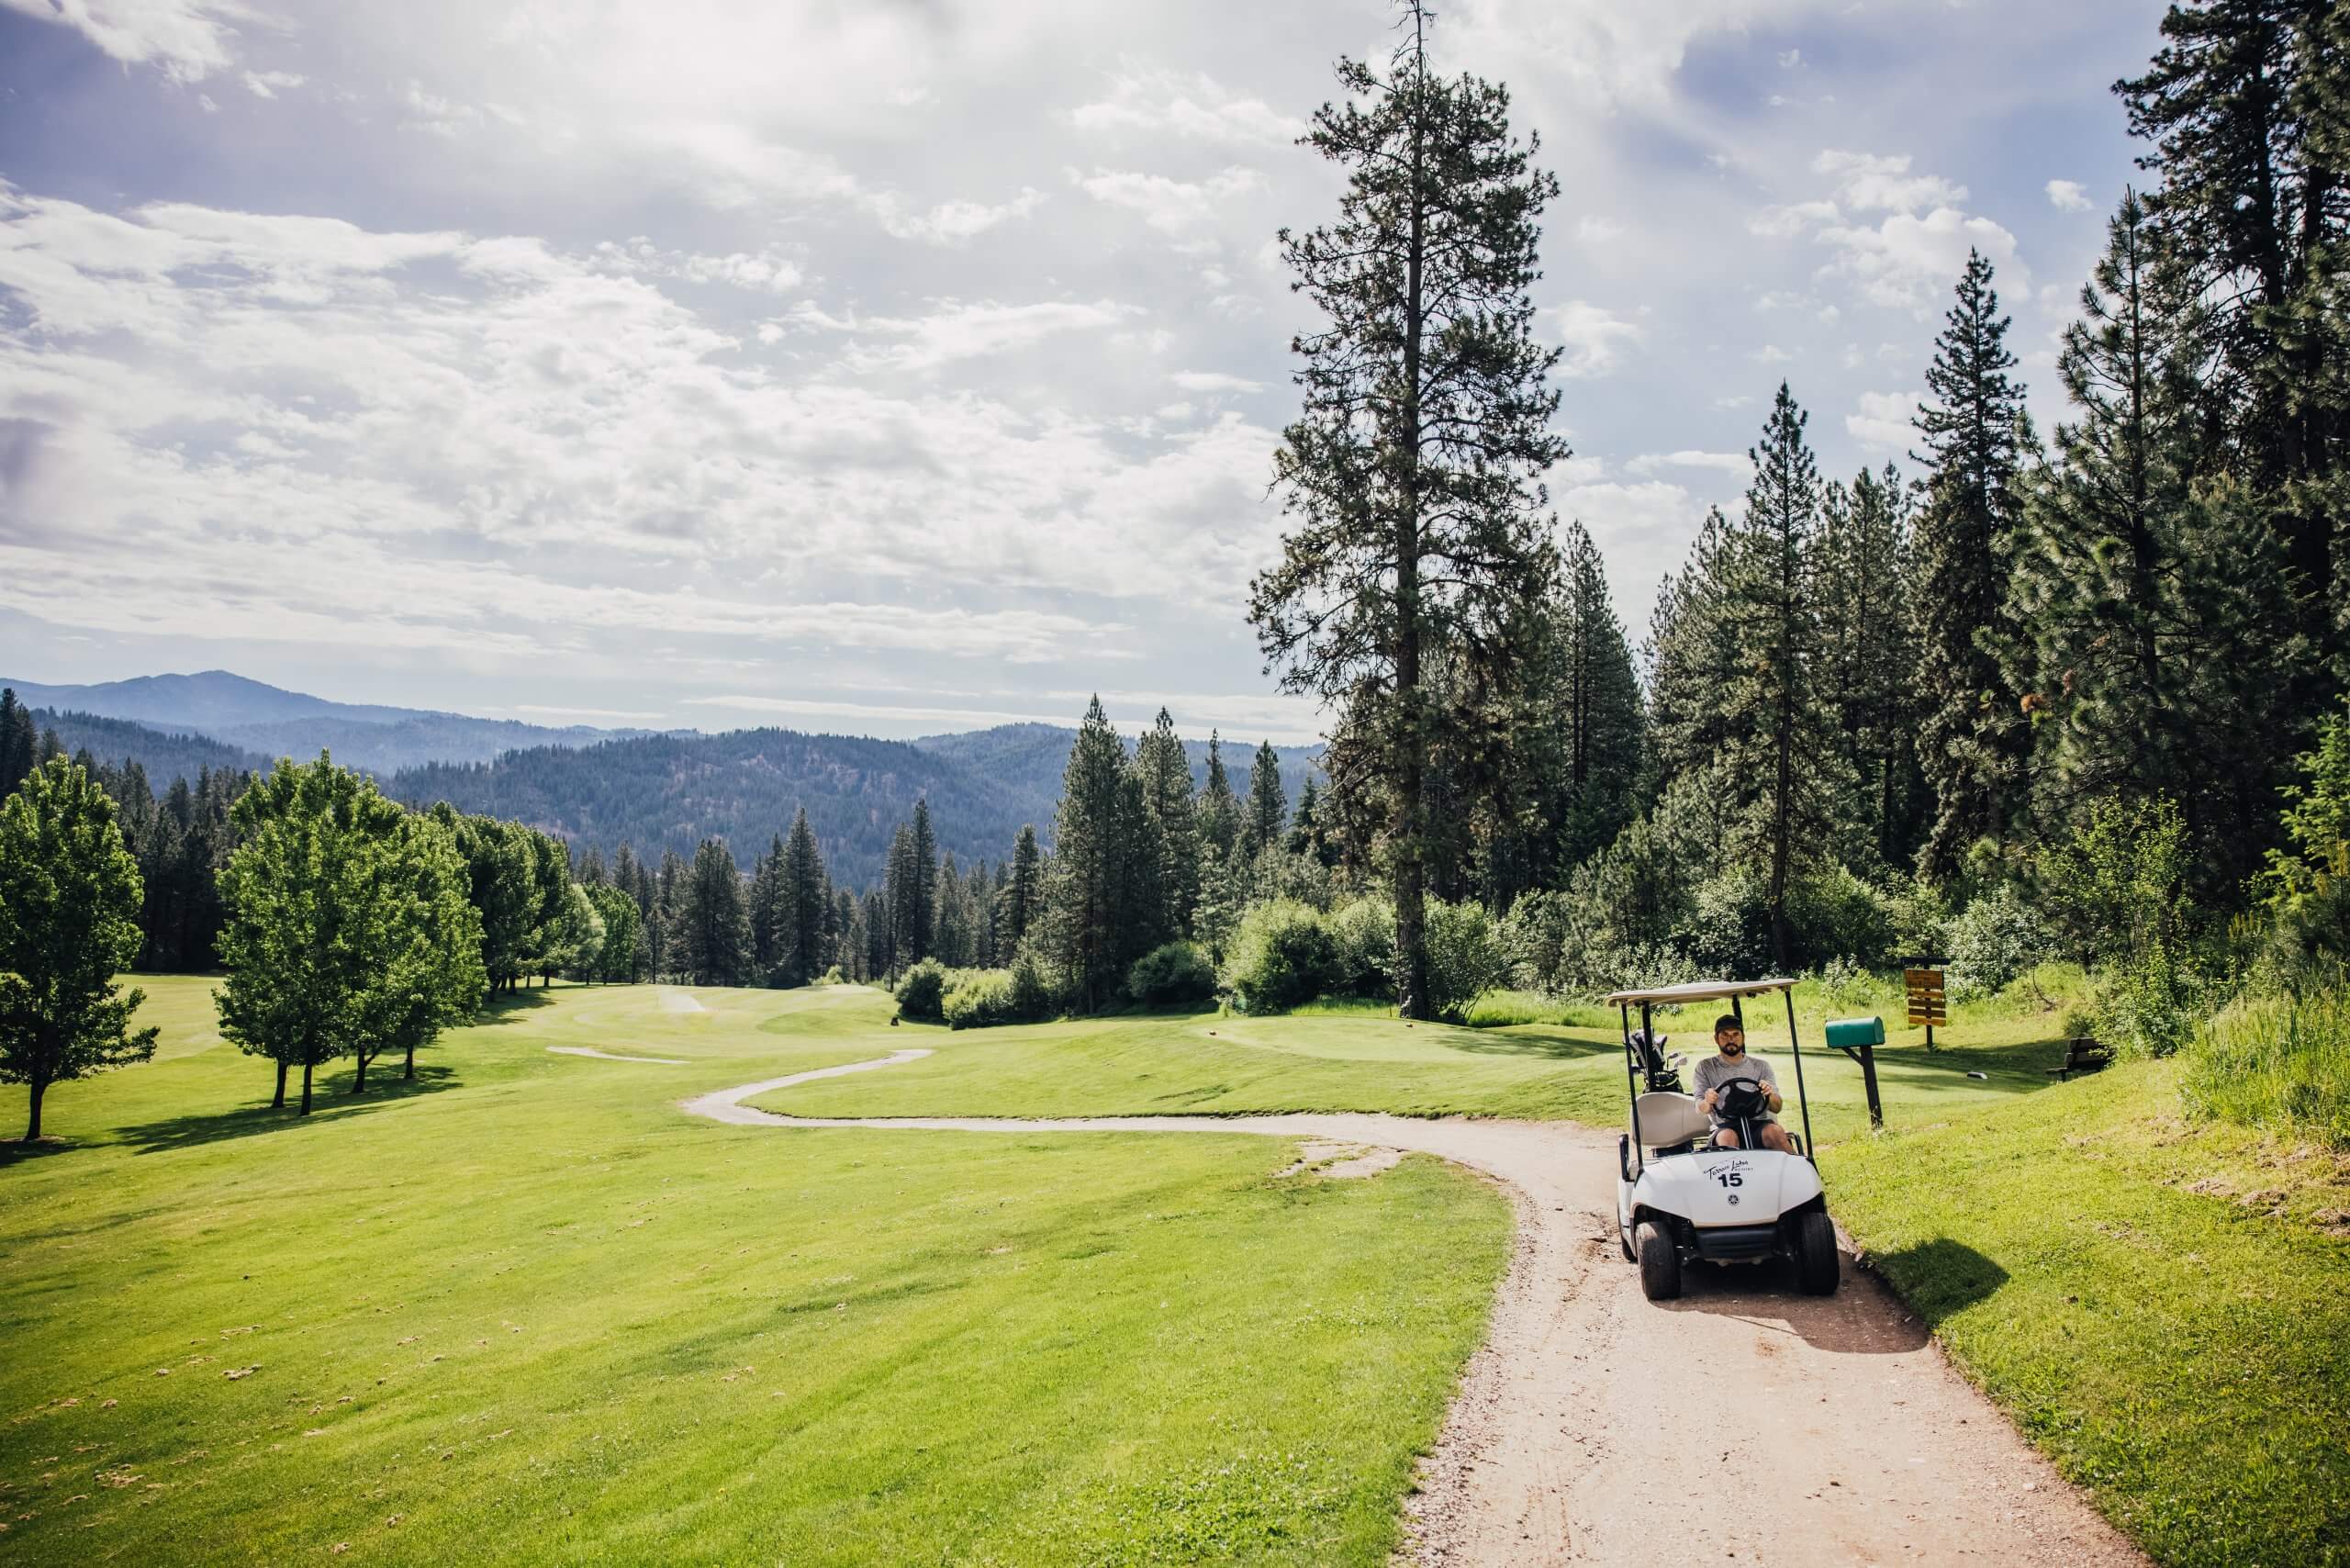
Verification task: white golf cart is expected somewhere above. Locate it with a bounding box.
[1607,978,1839,1301]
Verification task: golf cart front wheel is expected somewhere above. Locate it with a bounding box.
[1795,1210,1840,1296]
[1635,1219,1681,1302]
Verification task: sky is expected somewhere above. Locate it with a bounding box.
[0,0,2163,744]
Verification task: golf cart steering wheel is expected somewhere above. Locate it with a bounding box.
[1712,1077,1771,1119]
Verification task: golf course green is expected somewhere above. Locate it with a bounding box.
[0,978,1509,1566]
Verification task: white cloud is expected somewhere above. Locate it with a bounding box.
[1778,48,1804,69]
[1628,450,1751,477]
[1750,199,1840,239]
[1816,206,2025,309]
[1559,478,1714,623]
[1172,371,1264,394]
[593,239,805,295]
[1445,0,1838,108]
[2045,178,2092,211]
[0,0,246,83]
[1549,300,1645,378]
[0,185,1292,694]
[1576,215,1627,245]
[1846,389,1923,455]
[1813,150,1968,215]
[1070,70,1305,148]
[815,298,1143,373]
[871,188,1047,247]
[1072,166,1267,242]
[242,69,303,98]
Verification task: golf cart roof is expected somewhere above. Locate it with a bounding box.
[1603,978,1797,1006]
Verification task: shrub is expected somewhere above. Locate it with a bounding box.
[1326,896,1396,996]
[816,965,845,986]
[895,959,947,1023]
[1944,884,2051,1002]
[1127,941,1218,1008]
[1009,950,1060,1022]
[942,969,1014,1029]
[1222,899,1342,1014]
[1423,898,1508,1023]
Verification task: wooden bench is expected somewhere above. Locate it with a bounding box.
[2047,1036,2112,1081]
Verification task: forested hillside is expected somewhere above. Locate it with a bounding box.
[28,708,269,786]
[391,728,1035,890]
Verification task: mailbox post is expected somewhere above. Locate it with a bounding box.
[1824,1015,1886,1128]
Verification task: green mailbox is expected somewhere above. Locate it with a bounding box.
[1823,1015,1886,1126]
[1825,1015,1886,1050]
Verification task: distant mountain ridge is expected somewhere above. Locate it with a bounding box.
[1,670,650,772]
[5,672,1325,890]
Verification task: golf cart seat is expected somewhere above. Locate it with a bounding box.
[1635,1091,1711,1152]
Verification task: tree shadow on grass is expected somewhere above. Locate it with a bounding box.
[1445,1025,1619,1062]
[111,1064,463,1155]
[468,989,558,1025]
[0,1137,78,1170]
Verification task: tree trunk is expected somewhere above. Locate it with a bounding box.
[352,1048,368,1094]
[299,1060,314,1116]
[1393,37,1432,1023]
[273,1058,288,1109]
[404,1043,417,1081]
[22,1077,45,1143]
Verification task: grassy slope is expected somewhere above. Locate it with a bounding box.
[759,980,2073,1145]
[0,979,1507,1567]
[1834,1059,2350,1567]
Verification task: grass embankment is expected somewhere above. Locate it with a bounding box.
[760,978,2074,1144]
[0,978,1507,1566]
[1836,1059,2350,1566]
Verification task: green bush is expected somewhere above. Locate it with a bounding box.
[942,969,1014,1029]
[1222,898,1342,1014]
[1326,896,1395,996]
[1944,884,2052,1002]
[934,955,1063,1029]
[1009,950,1059,1022]
[1423,898,1508,1023]
[1127,941,1218,1008]
[2184,963,2350,1148]
[895,959,947,1023]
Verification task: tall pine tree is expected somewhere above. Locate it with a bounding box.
[1253,0,1568,1016]
[1912,250,2032,879]
[2006,186,2308,893]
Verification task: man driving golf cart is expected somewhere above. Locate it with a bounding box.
[1693,1014,1794,1153]
[1610,978,1840,1299]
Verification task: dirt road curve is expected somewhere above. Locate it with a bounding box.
[683,1058,2143,1568]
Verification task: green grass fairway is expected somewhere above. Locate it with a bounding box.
[1835,1060,2350,1567]
[757,980,2076,1146]
[0,978,1508,1566]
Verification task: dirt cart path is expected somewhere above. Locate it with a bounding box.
[685,1060,2143,1568]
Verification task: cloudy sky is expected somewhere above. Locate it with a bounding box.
[0,0,2159,743]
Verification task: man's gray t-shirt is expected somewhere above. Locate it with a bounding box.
[1692,1052,1779,1125]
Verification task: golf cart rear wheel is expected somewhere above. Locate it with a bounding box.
[1795,1210,1840,1296]
[1635,1219,1681,1301]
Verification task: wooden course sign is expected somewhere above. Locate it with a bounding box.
[1905,967,1946,1047]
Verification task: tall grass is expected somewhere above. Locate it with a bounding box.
[2183,964,2350,1148]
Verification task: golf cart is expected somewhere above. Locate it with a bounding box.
[1607,978,1839,1301]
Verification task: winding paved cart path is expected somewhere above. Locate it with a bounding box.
[681,1054,2143,1567]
